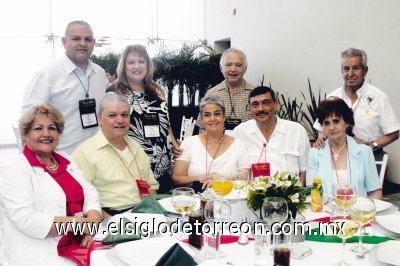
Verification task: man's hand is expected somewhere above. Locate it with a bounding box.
[313,133,327,149]
[353,136,369,146]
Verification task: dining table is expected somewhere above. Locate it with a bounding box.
[90,198,400,266]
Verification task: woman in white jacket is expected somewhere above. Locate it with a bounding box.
[0,104,102,265]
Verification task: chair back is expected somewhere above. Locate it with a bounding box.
[376,153,389,186]
[180,116,196,141]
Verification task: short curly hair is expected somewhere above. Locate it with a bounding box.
[19,104,65,141]
[317,97,354,126]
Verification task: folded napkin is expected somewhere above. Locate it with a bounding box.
[102,217,141,245]
[305,228,393,244]
[155,243,197,266]
[57,234,88,266]
[131,195,168,215]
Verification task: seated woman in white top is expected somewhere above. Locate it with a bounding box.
[173,95,250,192]
[306,97,382,198]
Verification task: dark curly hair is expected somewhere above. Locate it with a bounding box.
[317,97,355,136]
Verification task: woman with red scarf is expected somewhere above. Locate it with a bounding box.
[0,104,101,265]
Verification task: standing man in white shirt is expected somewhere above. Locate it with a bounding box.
[313,48,400,160]
[22,20,107,154]
[234,85,310,185]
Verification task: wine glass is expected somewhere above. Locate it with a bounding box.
[171,187,196,221]
[330,206,360,266]
[232,169,249,202]
[349,196,376,255]
[261,197,289,254]
[211,173,233,199]
[333,183,357,210]
[203,199,231,259]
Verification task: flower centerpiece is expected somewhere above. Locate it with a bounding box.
[247,171,307,219]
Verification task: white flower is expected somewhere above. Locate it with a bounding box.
[290,193,299,203]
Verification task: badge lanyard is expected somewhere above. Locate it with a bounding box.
[74,70,99,128]
[112,140,144,181]
[226,87,238,119]
[112,140,151,198]
[73,70,90,99]
[257,143,267,163]
[330,142,352,184]
[205,134,224,176]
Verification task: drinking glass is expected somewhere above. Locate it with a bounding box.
[330,206,360,266]
[261,197,289,254]
[211,173,233,198]
[171,187,196,221]
[274,233,291,266]
[203,199,231,259]
[333,183,357,210]
[232,169,249,202]
[349,196,376,255]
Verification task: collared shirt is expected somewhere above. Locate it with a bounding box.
[22,53,107,154]
[72,130,159,209]
[313,82,400,142]
[197,79,255,128]
[234,117,310,175]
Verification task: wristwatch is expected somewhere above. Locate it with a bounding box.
[371,141,378,150]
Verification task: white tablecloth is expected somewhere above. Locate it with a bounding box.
[91,201,399,266]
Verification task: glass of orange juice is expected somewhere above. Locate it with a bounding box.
[211,174,233,198]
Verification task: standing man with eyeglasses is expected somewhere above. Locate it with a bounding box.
[22,20,107,154]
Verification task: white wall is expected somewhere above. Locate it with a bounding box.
[205,0,400,184]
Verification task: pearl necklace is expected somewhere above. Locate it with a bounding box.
[330,142,347,161]
[36,155,58,172]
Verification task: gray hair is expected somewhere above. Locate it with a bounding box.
[99,92,130,114]
[220,48,248,68]
[341,48,368,70]
[199,95,226,116]
[64,20,92,37]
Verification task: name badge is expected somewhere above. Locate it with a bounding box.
[79,99,98,129]
[136,179,151,199]
[225,118,241,130]
[143,113,160,138]
[252,163,270,178]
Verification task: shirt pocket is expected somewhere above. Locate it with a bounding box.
[280,151,300,174]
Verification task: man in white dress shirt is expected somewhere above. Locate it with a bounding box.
[234,85,310,185]
[22,20,107,153]
[313,48,400,159]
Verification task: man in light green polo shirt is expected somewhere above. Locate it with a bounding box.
[72,93,159,219]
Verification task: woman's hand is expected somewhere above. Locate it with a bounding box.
[80,234,95,248]
[198,173,215,190]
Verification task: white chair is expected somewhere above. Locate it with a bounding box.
[11,122,23,152]
[376,153,389,186]
[179,116,196,141]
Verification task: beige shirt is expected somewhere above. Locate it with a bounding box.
[72,130,159,209]
[197,79,255,128]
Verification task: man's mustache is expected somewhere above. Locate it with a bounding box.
[256,111,269,116]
